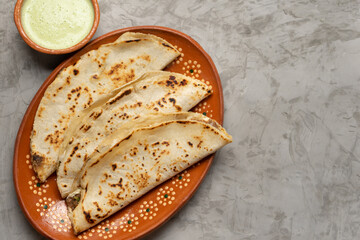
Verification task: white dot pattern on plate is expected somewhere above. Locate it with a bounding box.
[28,176,49,195]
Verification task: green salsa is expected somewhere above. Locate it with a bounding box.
[21,0,94,50]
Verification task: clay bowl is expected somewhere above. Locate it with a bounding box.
[14,0,100,55]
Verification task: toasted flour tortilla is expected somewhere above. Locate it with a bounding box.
[57,71,211,198]
[66,112,232,234]
[31,33,180,182]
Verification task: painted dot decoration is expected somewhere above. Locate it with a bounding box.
[183,59,202,78]
[181,56,213,118]
[28,175,49,195]
[78,219,118,239]
[36,197,56,216]
[172,45,184,66]
[39,201,72,232]
[115,213,139,233]
[156,185,178,206]
[172,171,191,189]
[138,200,159,221]
[192,101,213,118]
[26,154,33,169]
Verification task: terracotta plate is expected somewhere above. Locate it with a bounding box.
[13,26,223,240]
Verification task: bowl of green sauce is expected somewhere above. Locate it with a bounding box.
[14,0,100,54]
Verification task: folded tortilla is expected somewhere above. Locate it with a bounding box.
[66,112,232,234]
[31,33,180,182]
[57,71,212,198]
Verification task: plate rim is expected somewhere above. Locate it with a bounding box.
[13,25,224,239]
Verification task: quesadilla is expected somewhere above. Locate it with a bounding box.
[66,112,232,234]
[57,71,212,198]
[31,33,180,182]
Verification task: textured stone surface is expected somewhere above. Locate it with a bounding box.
[2,0,360,239]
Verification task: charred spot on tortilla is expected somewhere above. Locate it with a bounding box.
[81,125,91,132]
[89,109,103,120]
[165,79,177,88]
[70,145,79,157]
[151,142,160,147]
[162,42,174,49]
[66,76,71,84]
[108,89,132,105]
[125,39,141,43]
[109,178,123,188]
[73,69,79,75]
[168,98,182,111]
[84,210,95,224]
[93,202,101,212]
[90,159,100,167]
[44,130,61,145]
[32,154,44,167]
[157,100,164,107]
[71,86,82,93]
[111,164,117,171]
[179,79,187,86]
[37,107,45,117]
[65,157,71,164]
[108,62,126,75]
[56,86,63,93]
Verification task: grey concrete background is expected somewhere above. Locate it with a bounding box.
[2,0,360,239]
